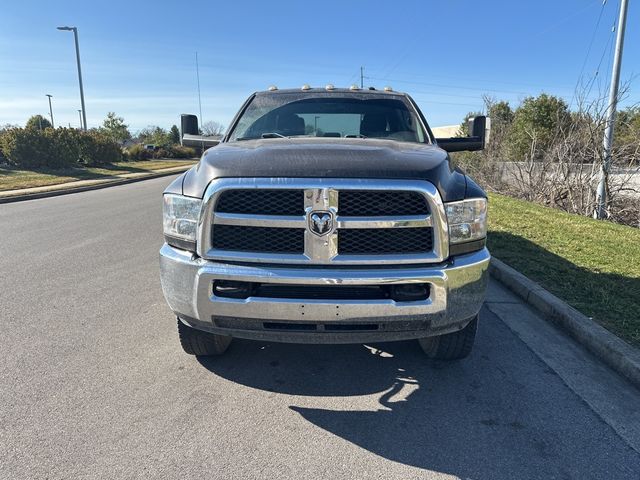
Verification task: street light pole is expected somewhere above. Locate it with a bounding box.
[46,94,54,128]
[78,110,82,129]
[594,0,629,219]
[57,26,87,131]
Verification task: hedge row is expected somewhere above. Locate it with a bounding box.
[125,144,196,161]
[0,128,122,168]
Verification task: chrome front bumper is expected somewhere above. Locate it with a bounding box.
[159,244,490,343]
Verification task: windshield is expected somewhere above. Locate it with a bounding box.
[228,92,428,143]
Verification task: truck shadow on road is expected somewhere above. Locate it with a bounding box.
[197,306,637,478]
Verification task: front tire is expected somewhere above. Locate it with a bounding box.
[418,315,478,360]
[177,318,232,356]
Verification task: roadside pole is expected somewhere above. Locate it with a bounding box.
[57,26,88,131]
[595,0,629,219]
[46,94,54,128]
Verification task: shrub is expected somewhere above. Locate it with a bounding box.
[0,128,59,168]
[79,131,122,166]
[153,147,170,159]
[125,143,153,161]
[150,144,196,159]
[168,145,196,158]
[128,144,197,160]
[0,127,122,169]
[48,128,82,168]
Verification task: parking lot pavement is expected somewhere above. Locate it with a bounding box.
[1,175,639,479]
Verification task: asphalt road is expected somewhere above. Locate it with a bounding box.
[1,176,639,480]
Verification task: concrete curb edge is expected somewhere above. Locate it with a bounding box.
[0,167,191,204]
[489,257,640,390]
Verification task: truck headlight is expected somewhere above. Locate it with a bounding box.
[163,194,202,251]
[445,198,487,245]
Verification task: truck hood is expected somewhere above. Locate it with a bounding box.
[180,138,467,202]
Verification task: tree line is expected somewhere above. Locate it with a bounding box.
[0,113,226,168]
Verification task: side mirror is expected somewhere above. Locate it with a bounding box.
[180,113,221,148]
[181,114,199,137]
[436,115,486,152]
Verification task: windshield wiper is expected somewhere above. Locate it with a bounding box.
[261,132,287,139]
[235,132,288,141]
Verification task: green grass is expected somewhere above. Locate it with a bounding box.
[488,192,640,347]
[0,159,196,192]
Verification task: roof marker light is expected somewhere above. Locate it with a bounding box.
[268,85,278,91]
[383,86,393,92]
[325,84,335,91]
[349,84,361,90]
[301,84,311,91]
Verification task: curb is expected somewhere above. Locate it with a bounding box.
[489,257,640,390]
[0,167,191,204]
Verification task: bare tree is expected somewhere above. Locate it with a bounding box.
[504,84,639,225]
[201,121,225,136]
[453,84,640,227]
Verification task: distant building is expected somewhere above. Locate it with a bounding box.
[431,125,462,138]
[431,118,491,141]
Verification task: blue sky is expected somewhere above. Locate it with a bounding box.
[1,0,638,132]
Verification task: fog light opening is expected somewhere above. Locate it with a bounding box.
[390,284,430,302]
[213,281,253,299]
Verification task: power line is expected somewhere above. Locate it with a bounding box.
[379,50,412,80]
[410,96,485,108]
[570,0,608,107]
[346,69,360,85]
[369,69,576,92]
[407,88,516,101]
[584,16,617,101]
[603,0,622,94]
[534,0,602,38]
[368,76,530,96]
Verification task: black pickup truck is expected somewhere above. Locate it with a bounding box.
[160,85,489,360]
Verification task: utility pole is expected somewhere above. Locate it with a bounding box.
[195,52,204,152]
[57,26,87,130]
[595,0,629,219]
[360,66,364,89]
[46,94,54,128]
[78,110,82,129]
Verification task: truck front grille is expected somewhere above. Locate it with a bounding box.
[339,228,433,254]
[212,225,304,253]
[202,179,446,265]
[338,190,429,216]
[216,189,304,215]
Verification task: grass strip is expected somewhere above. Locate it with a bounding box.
[488,192,640,347]
[0,160,196,192]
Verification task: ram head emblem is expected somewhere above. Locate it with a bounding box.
[309,211,334,236]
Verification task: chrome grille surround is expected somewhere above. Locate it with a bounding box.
[197,178,449,265]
